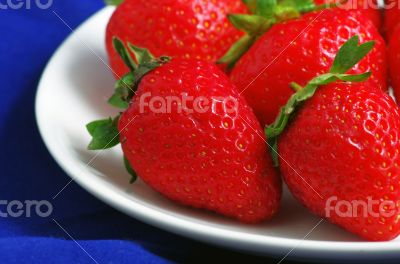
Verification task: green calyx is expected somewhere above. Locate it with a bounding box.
[87,116,120,150]
[86,114,137,180]
[265,35,375,166]
[104,0,124,6]
[110,37,171,109]
[219,0,343,68]
[88,37,170,149]
[86,38,170,182]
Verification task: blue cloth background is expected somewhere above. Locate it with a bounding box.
[0,1,299,263]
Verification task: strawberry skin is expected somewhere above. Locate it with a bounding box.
[384,0,400,40]
[388,25,400,101]
[106,0,247,78]
[278,83,400,241]
[118,59,281,223]
[230,8,387,126]
[314,0,381,29]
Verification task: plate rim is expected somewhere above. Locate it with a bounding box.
[35,6,400,260]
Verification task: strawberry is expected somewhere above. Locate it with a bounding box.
[229,8,387,126]
[388,24,400,101]
[314,0,381,29]
[384,0,400,40]
[87,39,281,223]
[219,0,381,68]
[105,0,247,78]
[266,36,400,241]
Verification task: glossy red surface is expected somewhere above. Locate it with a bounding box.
[106,0,247,78]
[279,82,400,241]
[119,59,281,223]
[384,0,400,40]
[314,0,382,29]
[230,8,387,126]
[388,24,400,101]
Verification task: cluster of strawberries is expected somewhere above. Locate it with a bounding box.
[87,0,400,241]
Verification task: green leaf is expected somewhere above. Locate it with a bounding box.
[108,73,135,109]
[242,0,257,13]
[87,116,120,150]
[127,44,155,65]
[132,56,171,84]
[273,0,317,21]
[256,0,277,18]
[112,37,137,72]
[228,14,273,36]
[330,35,375,74]
[217,34,255,69]
[307,73,338,87]
[336,72,372,82]
[108,87,130,109]
[278,0,315,13]
[104,0,124,5]
[124,156,137,183]
[220,14,274,67]
[274,6,300,21]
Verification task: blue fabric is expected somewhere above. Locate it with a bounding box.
[0,1,294,263]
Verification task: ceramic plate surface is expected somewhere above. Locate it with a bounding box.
[36,6,400,262]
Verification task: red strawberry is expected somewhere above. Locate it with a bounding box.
[106,0,247,78]
[314,0,382,29]
[88,39,281,223]
[388,24,400,101]
[219,0,381,69]
[266,36,400,241]
[230,8,387,126]
[384,0,400,40]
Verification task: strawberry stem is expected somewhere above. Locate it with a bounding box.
[290,82,303,92]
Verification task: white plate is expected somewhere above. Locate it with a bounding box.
[36,6,400,262]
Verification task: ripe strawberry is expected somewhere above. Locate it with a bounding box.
[229,8,387,126]
[266,36,400,241]
[388,24,400,101]
[88,39,281,223]
[219,0,381,69]
[106,0,247,78]
[314,0,381,29]
[384,0,400,40]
